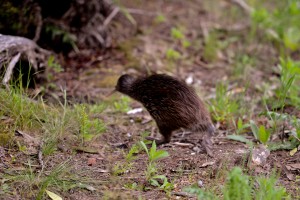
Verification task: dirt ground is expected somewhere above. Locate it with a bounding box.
[52,0,299,199]
[1,0,299,199]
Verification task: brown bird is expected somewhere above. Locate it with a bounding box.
[115,74,215,156]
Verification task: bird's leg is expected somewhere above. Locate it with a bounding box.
[146,126,172,145]
[201,134,213,157]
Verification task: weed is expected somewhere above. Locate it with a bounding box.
[46,24,78,52]
[255,173,291,200]
[210,83,239,124]
[276,57,300,109]
[224,167,252,200]
[250,1,300,54]
[74,104,106,144]
[166,48,181,61]
[185,167,290,200]
[140,141,173,194]
[235,118,250,135]
[154,13,166,24]
[249,120,271,145]
[203,30,219,62]
[112,142,143,176]
[113,95,131,113]
[232,54,256,81]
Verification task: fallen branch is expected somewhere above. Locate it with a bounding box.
[0,34,51,86]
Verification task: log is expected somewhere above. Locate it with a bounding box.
[0,34,51,86]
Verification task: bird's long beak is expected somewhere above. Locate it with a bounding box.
[106,89,116,97]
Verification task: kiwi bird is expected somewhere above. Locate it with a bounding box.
[115,74,215,155]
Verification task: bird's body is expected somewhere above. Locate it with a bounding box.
[115,74,215,148]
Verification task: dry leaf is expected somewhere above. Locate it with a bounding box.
[289,148,297,156]
[46,190,62,200]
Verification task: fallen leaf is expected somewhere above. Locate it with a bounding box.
[46,190,62,200]
[286,163,300,171]
[286,173,295,181]
[74,146,99,154]
[290,148,298,156]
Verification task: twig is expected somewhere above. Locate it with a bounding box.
[2,53,21,86]
[33,5,43,42]
[126,8,157,16]
[38,141,44,170]
[104,7,120,27]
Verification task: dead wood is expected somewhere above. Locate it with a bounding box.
[0,34,51,86]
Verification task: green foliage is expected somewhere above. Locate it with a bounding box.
[185,167,290,200]
[250,0,300,53]
[140,141,173,194]
[249,120,271,144]
[47,56,64,73]
[226,135,253,147]
[232,54,256,80]
[45,25,78,51]
[125,143,142,162]
[154,14,166,24]
[112,142,143,176]
[113,96,131,113]
[203,31,219,62]
[0,88,43,130]
[223,167,252,200]
[74,104,106,143]
[2,160,73,200]
[235,118,250,135]
[210,83,239,123]
[170,27,191,48]
[166,48,181,61]
[171,27,185,40]
[276,57,300,108]
[255,174,291,200]
[184,185,217,200]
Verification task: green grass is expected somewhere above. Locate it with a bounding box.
[185,167,290,200]
[0,87,107,199]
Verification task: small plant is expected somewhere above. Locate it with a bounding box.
[112,143,142,176]
[154,13,166,24]
[46,25,78,51]
[203,30,220,62]
[255,173,290,200]
[75,104,106,144]
[210,83,239,124]
[276,57,300,109]
[185,167,290,200]
[250,1,300,54]
[249,120,271,145]
[184,185,217,200]
[113,95,131,113]
[170,27,191,48]
[235,118,250,135]
[166,48,181,61]
[140,141,173,194]
[223,167,252,200]
[232,54,256,80]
